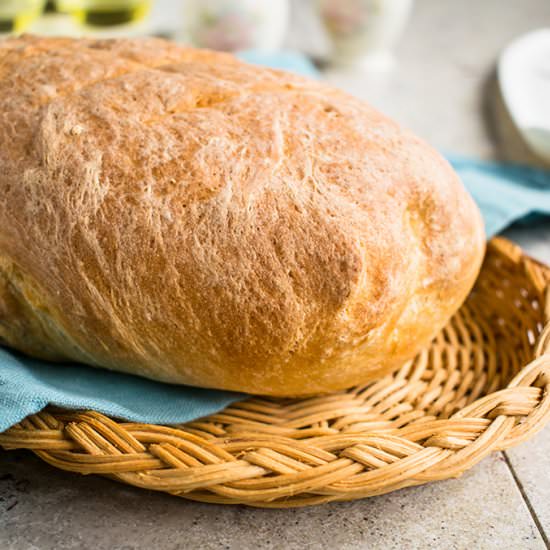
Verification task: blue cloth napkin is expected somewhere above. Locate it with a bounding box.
[238,49,319,78]
[449,155,550,236]
[1,52,550,433]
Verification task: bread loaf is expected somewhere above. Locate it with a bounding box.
[0,36,485,396]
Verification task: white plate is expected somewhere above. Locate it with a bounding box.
[498,28,550,162]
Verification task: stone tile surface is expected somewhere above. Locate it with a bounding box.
[0,450,545,550]
[505,429,550,545]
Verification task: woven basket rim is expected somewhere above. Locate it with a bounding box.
[2,237,550,508]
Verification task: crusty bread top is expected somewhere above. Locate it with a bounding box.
[0,36,485,395]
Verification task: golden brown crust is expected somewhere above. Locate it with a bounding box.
[0,36,485,395]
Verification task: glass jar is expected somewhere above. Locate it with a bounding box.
[0,0,45,35]
[56,0,152,36]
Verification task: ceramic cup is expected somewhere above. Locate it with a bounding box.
[183,0,289,52]
[318,0,413,70]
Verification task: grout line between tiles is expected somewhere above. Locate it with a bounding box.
[503,451,550,549]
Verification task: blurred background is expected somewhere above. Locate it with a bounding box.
[1,0,549,169]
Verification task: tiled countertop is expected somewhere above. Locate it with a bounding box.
[2,1,550,548]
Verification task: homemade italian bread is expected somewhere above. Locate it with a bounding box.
[0,36,485,395]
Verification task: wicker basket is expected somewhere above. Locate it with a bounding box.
[1,237,550,508]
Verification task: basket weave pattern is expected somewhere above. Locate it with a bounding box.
[1,238,550,507]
